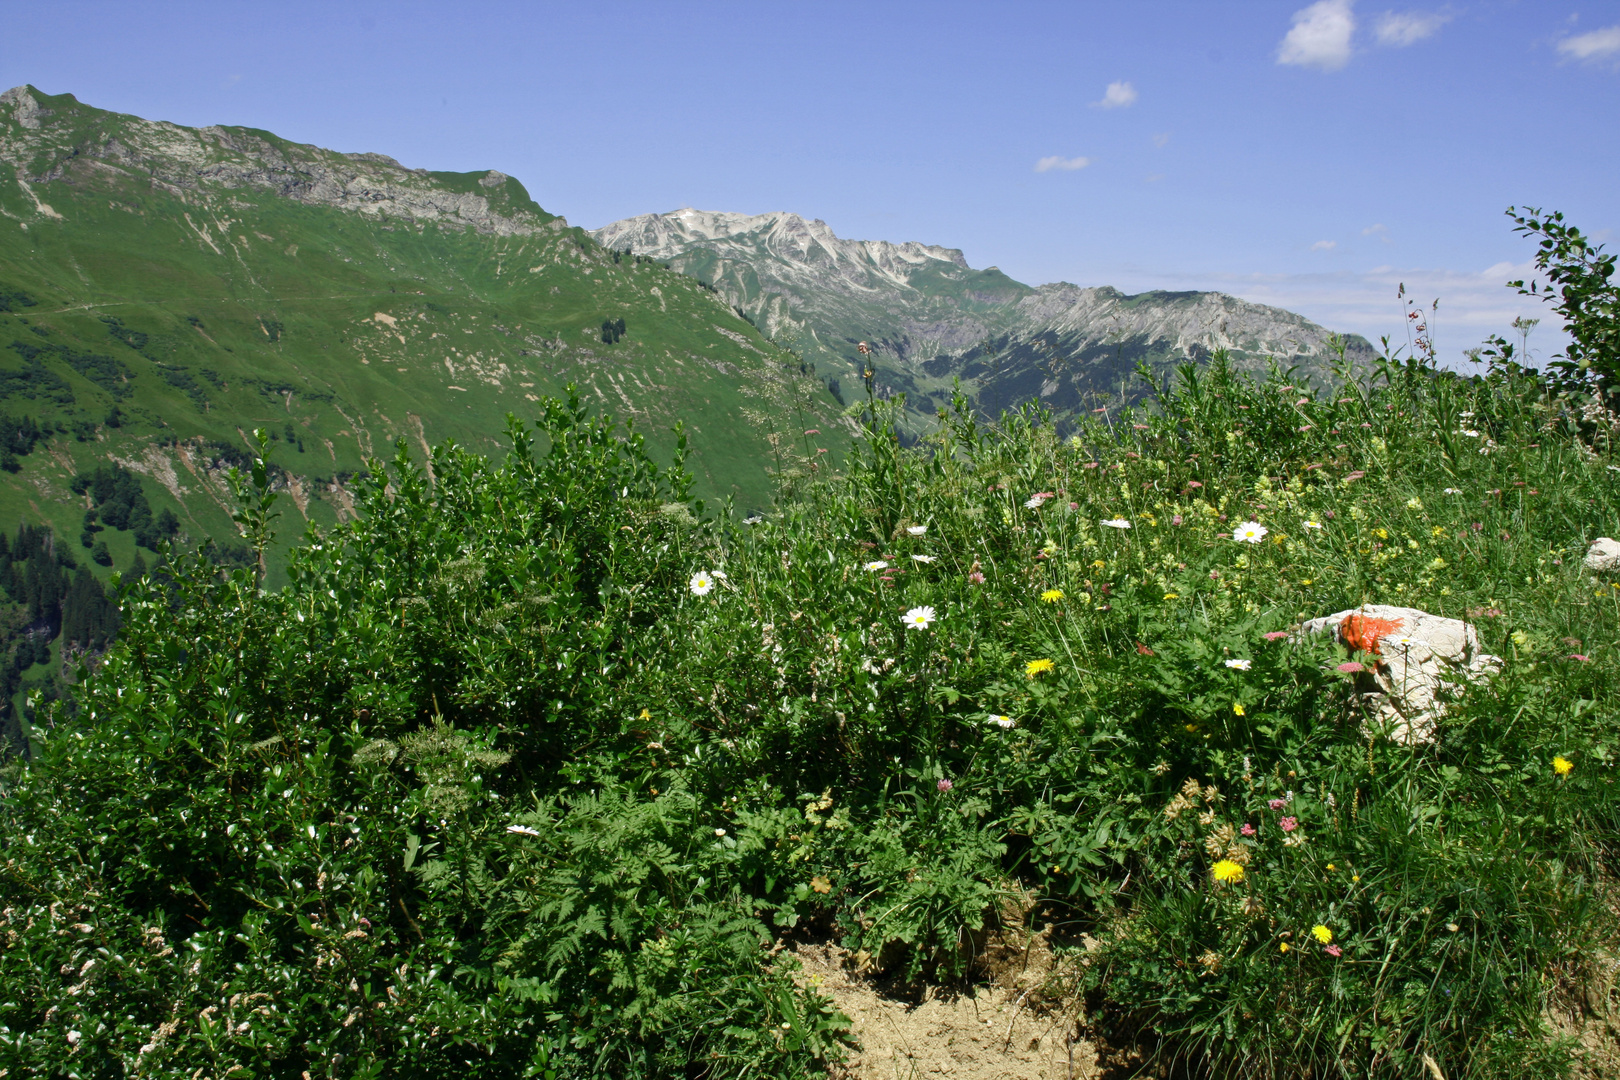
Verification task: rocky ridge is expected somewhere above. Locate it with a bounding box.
[0,85,559,237]
[595,208,1376,431]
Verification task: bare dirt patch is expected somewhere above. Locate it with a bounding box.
[792,929,1098,1080]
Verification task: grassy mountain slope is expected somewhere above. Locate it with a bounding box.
[593,208,1378,436]
[0,87,836,580]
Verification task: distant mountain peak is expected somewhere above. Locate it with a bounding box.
[594,207,1375,431]
[597,208,970,279]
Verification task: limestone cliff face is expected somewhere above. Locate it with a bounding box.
[594,208,1374,429]
[0,85,561,236]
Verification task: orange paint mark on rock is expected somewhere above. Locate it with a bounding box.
[1340,613,1404,655]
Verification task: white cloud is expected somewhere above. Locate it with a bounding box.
[1093,81,1138,109]
[1374,11,1449,47]
[1311,240,1338,251]
[1558,25,1620,62]
[1034,155,1091,173]
[1278,0,1356,71]
[1152,132,1171,148]
[1363,223,1390,242]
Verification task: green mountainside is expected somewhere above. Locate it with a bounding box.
[594,208,1379,436]
[0,86,835,565]
[0,85,836,742]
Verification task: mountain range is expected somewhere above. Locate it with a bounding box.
[0,86,832,576]
[593,208,1376,434]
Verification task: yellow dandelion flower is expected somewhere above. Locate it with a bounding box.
[1553,756,1573,775]
[1233,703,1246,716]
[1163,592,1179,600]
[1211,859,1244,883]
[1041,588,1065,604]
[1025,658,1056,678]
[1311,924,1333,944]
[1279,942,1290,953]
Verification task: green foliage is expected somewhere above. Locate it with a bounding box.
[0,399,849,1078]
[0,283,39,313]
[1501,206,1620,394]
[71,463,179,551]
[5,326,1620,1077]
[11,336,135,400]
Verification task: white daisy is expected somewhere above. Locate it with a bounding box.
[907,525,928,536]
[911,554,936,563]
[1232,521,1268,543]
[506,824,541,837]
[1460,429,1480,438]
[988,714,1016,729]
[1303,519,1323,530]
[865,560,889,572]
[1224,658,1252,671]
[689,571,715,596]
[1101,518,1132,530]
[1443,488,1462,495]
[902,605,936,630]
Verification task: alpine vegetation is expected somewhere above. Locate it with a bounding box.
[4,231,1620,1076]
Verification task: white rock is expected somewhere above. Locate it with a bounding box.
[1301,605,1499,745]
[1584,537,1620,572]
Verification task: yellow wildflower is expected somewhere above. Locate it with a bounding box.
[1279,942,1290,953]
[1025,658,1055,678]
[1233,703,1246,716]
[1163,592,1179,600]
[1311,925,1333,944]
[1553,756,1573,775]
[1211,859,1244,883]
[1041,589,1065,604]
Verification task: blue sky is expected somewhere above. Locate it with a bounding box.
[3,0,1617,363]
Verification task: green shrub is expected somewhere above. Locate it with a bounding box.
[4,344,1619,1078]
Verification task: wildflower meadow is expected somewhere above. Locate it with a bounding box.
[4,338,1620,1077]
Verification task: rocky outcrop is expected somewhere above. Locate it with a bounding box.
[1302,605,1503,745]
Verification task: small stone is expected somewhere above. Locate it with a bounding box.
[1584,537,1620,572]
[1301,605,1500,745]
